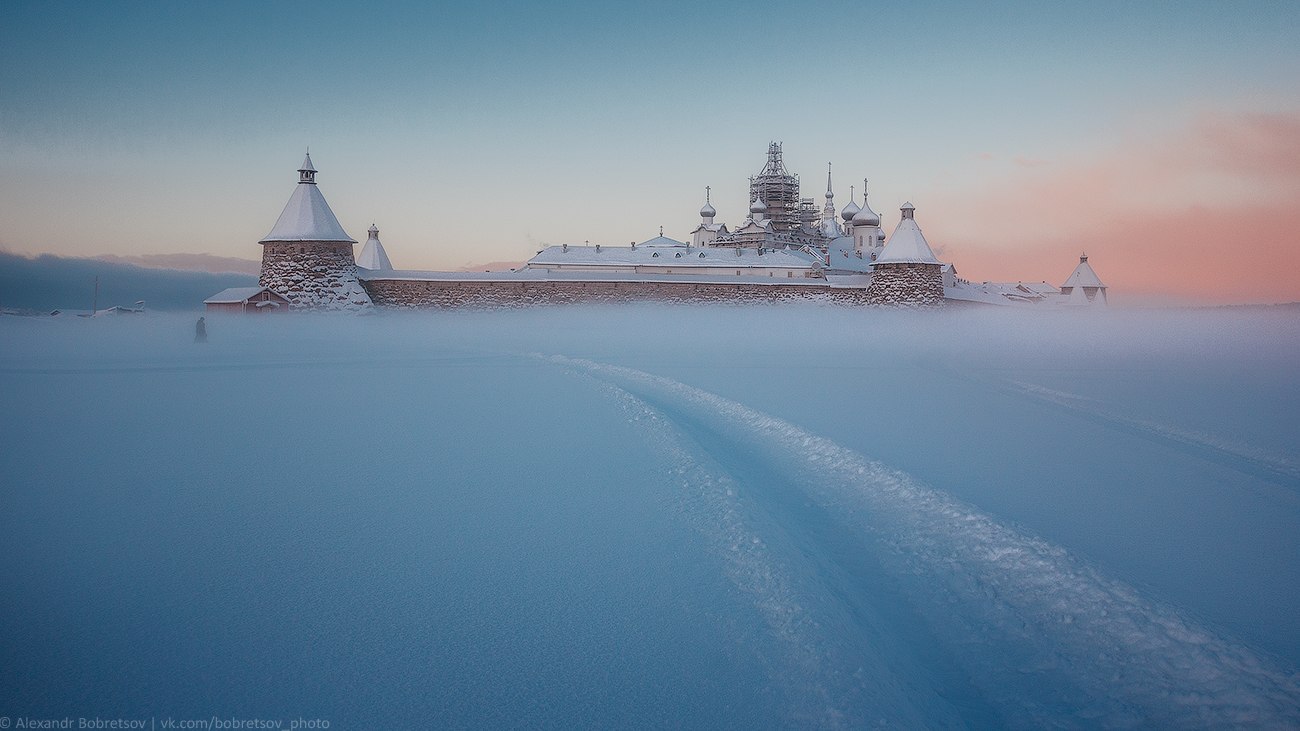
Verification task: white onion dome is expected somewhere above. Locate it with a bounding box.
[840,199,860,222]
[750,196,767,215]
[700,201,717,218]
[852,200,881,226]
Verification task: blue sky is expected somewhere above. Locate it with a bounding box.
[2,1,1298,297]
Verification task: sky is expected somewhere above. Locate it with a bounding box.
[1,0,1298,304]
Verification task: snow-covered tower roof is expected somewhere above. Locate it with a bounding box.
[1062,253,1105,289]
[259,153,357,244]
[356,224,393,270]
[874,202,942,265]
[852,178,881,226]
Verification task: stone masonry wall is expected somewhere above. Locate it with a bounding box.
[260,242,372,311]
[360,278,873,309]
[864,263,945,307]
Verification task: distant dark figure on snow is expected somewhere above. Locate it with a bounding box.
[195,316,207,343]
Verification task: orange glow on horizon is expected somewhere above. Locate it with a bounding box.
[928,111,1300,304]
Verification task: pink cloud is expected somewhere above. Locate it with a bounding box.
[928,110,1300,303]
[1012,155,1051,168]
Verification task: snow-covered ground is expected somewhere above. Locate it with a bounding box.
[2,305,1298,728]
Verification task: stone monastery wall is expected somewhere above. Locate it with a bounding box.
[261,242,371,310]
[360,278,870,308]
[864,263,945,306]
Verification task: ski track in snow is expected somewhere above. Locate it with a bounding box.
[588,381,969,729]
[547,355,1300,730]
[1007,380,1300,488]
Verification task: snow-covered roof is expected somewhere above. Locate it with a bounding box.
[734,217,773,234]
[1062,254,1105,288]
[875,205,941,265]
[1020,282,1061,295]
[826,235,874,273]
[358,268,829,287]
[259,161,356,244]
[357,224,393,270]
[527,244,819,270]
[638,235,688,248]
[204,287,275,304]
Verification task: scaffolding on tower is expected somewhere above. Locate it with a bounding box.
[748,142,802,234]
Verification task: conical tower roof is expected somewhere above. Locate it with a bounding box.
[260,154,356,243]
[1062,254,1105,288]
[356,224,393,270]
[874,202,941,265]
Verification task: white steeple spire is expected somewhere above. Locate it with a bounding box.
[823,163,835,220]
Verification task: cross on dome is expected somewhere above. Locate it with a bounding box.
[699,186,717,219]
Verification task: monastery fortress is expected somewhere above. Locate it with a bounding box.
[205,145,1108,312]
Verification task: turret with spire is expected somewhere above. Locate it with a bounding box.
[257,152,371,310]
[865,201,945,306]
[1060,252,1107,305]
[357,223,394,270]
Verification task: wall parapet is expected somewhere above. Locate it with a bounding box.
[359,277,870,308]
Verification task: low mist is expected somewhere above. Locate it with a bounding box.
[2,304,1297,727]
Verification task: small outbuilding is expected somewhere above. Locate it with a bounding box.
[204,286,290,313]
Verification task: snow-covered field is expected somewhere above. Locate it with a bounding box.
[2,305,1298,728]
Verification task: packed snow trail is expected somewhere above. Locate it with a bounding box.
[589,381,987,729]
[549,355,1300,729]
[1003,380,1300,490]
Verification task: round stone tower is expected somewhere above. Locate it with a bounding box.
[865,202,945,306]
[258,153,371,310]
